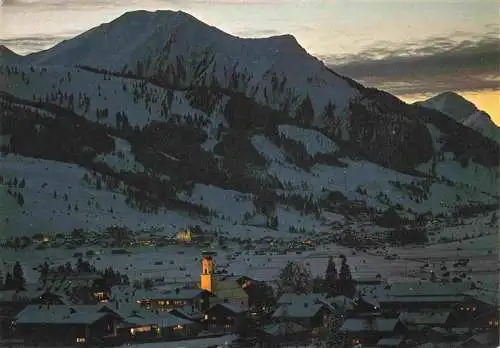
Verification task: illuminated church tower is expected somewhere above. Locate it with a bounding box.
[200,251,217,293]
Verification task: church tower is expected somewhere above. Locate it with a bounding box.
[200,251,216,293]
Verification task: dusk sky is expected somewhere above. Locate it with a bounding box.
[1,0,498,123]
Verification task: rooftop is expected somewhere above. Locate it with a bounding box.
[340,318,401,333]
[388,281,474,297]
[398,311,451,325]
[15,304,113,325]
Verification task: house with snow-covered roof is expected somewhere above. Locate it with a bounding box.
[255,321,309,346]
[272,293,337,330]
[460,331,499,348]
[203,302,246,333]
[339,317,408,347]
[453,289,499,329]
[116,305,201,339]
[13,304,121,346]
[110,284,211,314]
[377,281,474,312]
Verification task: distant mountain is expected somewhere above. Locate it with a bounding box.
[416,92,500,142]
[0,10,498,239]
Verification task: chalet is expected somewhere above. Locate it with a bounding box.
[331,295,356,312]
[272,293,336,330]
[339,317,408,347]
[378,281,474,312]
[136,288,211,312]
[168,307,203,322]
[461,331,499,348]
[117,306,200,340]
[256,322,309,347]
[398,311,457,341]
[352,295,382,316]
[38,272,106,303]
[454,290,499,329]
[13,304,121,346]
[0,287,68,312]
[203,302,246,333]
[388,281,473,298]
[0,286,69,337]
[398,311,455,329]
[378,295,467,313]
[212,276,249,309]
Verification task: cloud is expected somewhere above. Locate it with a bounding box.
[327,31,500,95]
[0,36,67,55]
[233,28,281,37]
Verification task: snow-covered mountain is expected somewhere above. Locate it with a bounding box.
[1,10,499,240]
[416,92,500,142]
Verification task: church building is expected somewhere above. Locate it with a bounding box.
[199,251,249,310]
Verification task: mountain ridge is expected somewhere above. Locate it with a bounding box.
[415,92,500,143]
[0,10,498,239]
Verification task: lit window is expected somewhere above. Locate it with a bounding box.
[204,314,208,320]
[131,326,151,335]
[76,338,86,343]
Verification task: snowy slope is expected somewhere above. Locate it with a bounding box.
[417,92,477,123]
[22,10,359,126]
[0,10,498,241]
[0,64,209,128]
[463,110,500,142]
[0,154,201,237]
[278,124,338,156]
[416,92,500,142]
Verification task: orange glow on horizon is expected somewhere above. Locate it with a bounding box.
[400,90,500,126]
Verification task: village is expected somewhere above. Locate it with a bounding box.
[0,226,498,348]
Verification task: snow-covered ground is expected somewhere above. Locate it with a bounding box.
[118,334,236,348]
[0,11,498,289]
[177,184,255,223]
[3,225,497,287]
[1,64,209,128]
[277,124,338,155]
[95,136,145,172]
[250,134,496,214]
[0,154,201,237]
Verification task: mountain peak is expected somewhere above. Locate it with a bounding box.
[116,9,207,27]
[419,91,478,123]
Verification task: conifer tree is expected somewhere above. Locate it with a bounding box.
[277,261,312,295]
[12,261,26,290]
[338,255,354,297]
[325,256,339,297]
